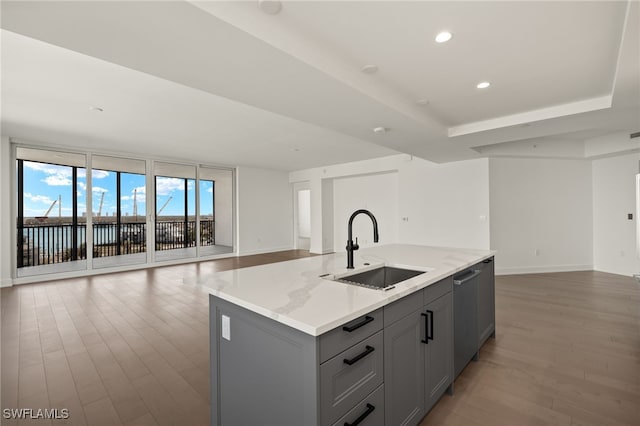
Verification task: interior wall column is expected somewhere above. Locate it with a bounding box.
[309,177,334,254]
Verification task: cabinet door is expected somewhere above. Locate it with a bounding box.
[384,309,425,426]
[477,258,495,346]
[425,292,453,413]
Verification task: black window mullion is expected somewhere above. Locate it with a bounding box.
[184,179,188,248]
[116,171,121,256]
[17,160,24,268]
[72,167,78,261]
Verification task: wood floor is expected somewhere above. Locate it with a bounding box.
[421,271,640,426]
[2,256,639,425]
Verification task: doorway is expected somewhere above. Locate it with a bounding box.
[294,183,311,250]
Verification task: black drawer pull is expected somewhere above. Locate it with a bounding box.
[427,310,434,341]
[344,403,375,426]
[343,345,375,365]
[342,315,374,332]
[421,313,429,344]
[483,258,493,264]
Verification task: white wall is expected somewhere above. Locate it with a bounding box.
[237,166,293,255]
[291,154,490,254]
[333,172,399,252]
[0,137,12,286]
[489,158,593,274]
[398,157,490,250]
[592,152,640,275]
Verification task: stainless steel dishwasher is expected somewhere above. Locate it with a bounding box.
[453,268,481,378]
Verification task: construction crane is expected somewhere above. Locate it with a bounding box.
[41,199,58,217]
[97,192,105,217]
[157,196,172,215]
[35,196,60,222]
[133,188,138,217]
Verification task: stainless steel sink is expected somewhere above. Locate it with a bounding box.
[334,266,427,290]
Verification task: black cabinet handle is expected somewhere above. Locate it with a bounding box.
[483,258,493,264]
[427,310,434,341]
[343,315,374,332]
[344,403,375,426]
[343,346,375,366]
[421,313,429,344]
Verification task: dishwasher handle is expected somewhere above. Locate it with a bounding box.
[453,269,481,285]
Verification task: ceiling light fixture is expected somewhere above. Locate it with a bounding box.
[373,127,388,134]
[476,82,491,89]
[258,0,282,15]
[435,31,453,43]
[89,106,104,112]
[361,64,379,74]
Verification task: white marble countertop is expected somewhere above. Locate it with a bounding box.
[189,244,495,336]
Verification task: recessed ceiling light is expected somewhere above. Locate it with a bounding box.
[373,127,388,134]
[258,0,282,15]
[435,31,453,43]
[89,106,104,112]
[416,99,430,106]
[476,82,491,89]
[361,64,379,74]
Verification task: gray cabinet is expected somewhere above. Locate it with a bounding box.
[320,331,384,425]
[477,257,495,346]
[425,291,453,412]
[383,308,425,426]
[210,262,491,426]
[383,276,453,425]
[210,296,319,426]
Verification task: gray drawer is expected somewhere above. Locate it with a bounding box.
[319,308,382,363]
[331,384,384,426]
[320,331,384,425]
[384,289,423,327]
[424,276,452,305]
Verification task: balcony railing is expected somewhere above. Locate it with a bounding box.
[17,219,215,267]
[18,223,87,268]
[154,219,215,251]
[93,222,147,258]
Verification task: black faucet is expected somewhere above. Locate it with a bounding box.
[346,209,379,269]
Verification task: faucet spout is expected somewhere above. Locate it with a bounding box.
[346,209,379,269]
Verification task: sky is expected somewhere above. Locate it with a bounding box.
[21,161,214,218]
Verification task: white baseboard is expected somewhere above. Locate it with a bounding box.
[0,278,12,288]
[238,246,295,256]
[495,264,593,276]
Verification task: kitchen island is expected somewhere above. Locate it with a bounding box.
[200,244,495,426]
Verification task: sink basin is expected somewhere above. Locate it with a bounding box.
[334,266,427,290]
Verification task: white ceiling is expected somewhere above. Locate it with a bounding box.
[1,1,639,170]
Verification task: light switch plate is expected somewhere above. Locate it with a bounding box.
[222,315,231,341]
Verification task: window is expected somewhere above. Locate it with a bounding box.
[91,156,146,268]
[13,147,236,278]
[16,148,87,276]
[199,167,234,255]
[154,162,197,260]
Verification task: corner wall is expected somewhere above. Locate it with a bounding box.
[489,158,593,274]
[237,166,293,255]
[592,152,640,276]
[0,137,12,286]
[398,157,490,250]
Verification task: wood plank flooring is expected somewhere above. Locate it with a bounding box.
[421,271,640,426]
[2,256,639,425]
